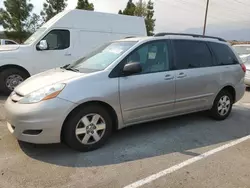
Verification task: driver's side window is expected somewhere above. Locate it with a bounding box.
[40,29,70,50]
[126,40,170,74]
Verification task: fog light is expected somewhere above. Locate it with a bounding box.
[22,130,42,135]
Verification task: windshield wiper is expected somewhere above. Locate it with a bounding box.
[61,64,70,69]
[66,67,79,72]
[60,64,79,72]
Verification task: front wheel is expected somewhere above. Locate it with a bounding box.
[210,90,233,120]
[63,105,113,152]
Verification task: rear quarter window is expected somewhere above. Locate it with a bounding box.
[209,42,238,65]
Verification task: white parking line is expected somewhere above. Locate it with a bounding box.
[124,135,250,188]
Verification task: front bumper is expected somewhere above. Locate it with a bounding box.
[5,97,76,144]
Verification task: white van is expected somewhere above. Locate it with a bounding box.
[0,9,146,94]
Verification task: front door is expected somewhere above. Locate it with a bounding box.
[33,29,74,74]
[119,40,175,125]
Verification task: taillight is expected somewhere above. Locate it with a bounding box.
[241,63,246,72]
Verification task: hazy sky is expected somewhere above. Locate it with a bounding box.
[1,0,250,33]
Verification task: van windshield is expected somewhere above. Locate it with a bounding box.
[69,41,137,72]
[24,28,47,45]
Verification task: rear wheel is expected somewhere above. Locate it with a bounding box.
[0,68,29,94]
[210,90,233,120]
[63,105,113,152]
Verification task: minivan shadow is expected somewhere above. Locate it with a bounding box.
[19,106,250,168]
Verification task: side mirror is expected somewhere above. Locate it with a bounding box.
[123,62,142,76]
[37,40,48,50]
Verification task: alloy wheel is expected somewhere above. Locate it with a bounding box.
[75,113,106,145]
[217,95,231,116]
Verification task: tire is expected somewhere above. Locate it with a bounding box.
[0,68,29,95]
[63,104,113,152]
[210,90,233,120]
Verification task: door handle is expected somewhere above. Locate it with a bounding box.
[65,53,71,56]
[177,72,187,78]
[165,74,174,80]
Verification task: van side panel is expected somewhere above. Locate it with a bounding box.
[51,10,146,36]
[75,31,143,60]
[74,31,111,59]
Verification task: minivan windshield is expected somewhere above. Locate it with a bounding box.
[24,28,47,45]
[233,45,250,55]
[68,41,137,72]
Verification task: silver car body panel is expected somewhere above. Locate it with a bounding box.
[15,68,83,95]
[5,96,77,143]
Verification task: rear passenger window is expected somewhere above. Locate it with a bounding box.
[173,40,213,70]
[209,42,237,65]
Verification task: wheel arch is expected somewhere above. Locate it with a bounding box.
[60,100,119,142]
[217,85,236,103]
[0,64,31,77]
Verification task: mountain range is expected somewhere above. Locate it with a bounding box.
[183,24,250,41]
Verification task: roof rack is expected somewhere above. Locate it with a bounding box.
[154,32,227,42]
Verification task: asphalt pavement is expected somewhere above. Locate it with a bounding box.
[1,90,250,188]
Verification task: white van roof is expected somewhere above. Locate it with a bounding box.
[42,9,146,36]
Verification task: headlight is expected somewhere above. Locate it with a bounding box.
[19,83,66,104]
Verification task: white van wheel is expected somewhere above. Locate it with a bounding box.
[0,68,28,94]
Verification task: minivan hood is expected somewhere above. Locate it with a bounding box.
[15,68,82,96]
[0,45,20,51]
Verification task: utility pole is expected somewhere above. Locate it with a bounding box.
[203,0,210,36]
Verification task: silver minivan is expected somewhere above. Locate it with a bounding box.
[5,33,246,151]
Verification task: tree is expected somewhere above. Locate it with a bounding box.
[26,13,42,33]
[118,0,156,36]
[41,0,67,22]
[119,0,136,16]
[145,0,155,36]
[0,0,33,42]
[76,0,94,10]
[134,0,147,17]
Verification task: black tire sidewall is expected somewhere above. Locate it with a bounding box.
[0,68,28,94]
[211,90,233,120]
[63,105,113,152]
